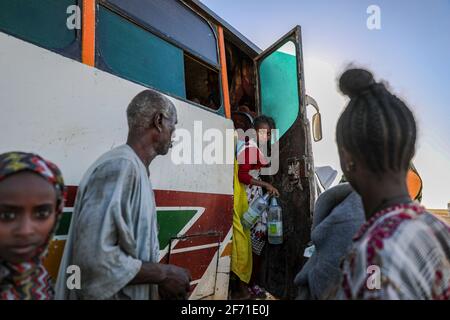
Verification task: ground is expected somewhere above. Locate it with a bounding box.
[429,209,450,225]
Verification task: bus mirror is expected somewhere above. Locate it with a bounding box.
[312,112,323,142]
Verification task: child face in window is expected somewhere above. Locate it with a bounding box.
[256,122,272,145]
[0,172,57,264]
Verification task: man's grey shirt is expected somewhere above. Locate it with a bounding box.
[55,144,159,300]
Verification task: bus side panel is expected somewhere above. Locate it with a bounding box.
[0,33,234,299]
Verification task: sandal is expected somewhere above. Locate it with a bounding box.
[249,285,266,298]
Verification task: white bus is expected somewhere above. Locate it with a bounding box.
[0,0,322,299]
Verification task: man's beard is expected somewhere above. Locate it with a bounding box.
[159,141,172,156]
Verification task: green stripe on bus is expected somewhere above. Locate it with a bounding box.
[157,210,197,249]
[55,209,198,249]
[55,211,72,236]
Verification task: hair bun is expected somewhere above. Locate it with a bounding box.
[339,68,376,98]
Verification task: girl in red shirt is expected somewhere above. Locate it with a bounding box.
[236,115,279,298]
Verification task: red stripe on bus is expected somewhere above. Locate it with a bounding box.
[155,190,232,250]
[168,246,221,282]
[63,186,233,285]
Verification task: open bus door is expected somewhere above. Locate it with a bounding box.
[253,26,321,299]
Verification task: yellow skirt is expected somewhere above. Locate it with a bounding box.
[231,160,252,283]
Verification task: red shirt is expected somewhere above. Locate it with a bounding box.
[237,143,269,185]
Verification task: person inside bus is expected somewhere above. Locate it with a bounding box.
[0,152,65,300]
[235,115,280,299]
[229,57,255,112]
[332,68,450,299]
[204,71,220,109]
[236,104,257,119]
[55,89,191,300]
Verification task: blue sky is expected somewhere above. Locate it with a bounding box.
[201,0,450,208]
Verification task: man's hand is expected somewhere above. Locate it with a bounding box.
[130,262,191,299]
[158,264,192,300]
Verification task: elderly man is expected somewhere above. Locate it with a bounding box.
[55,90,191,300]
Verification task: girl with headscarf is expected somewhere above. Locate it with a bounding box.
[0,151,65,300]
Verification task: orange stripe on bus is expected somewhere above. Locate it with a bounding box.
[82,0,95,67]
[218,26,231,119]
[221,242,232,258]
[407,168,422,200]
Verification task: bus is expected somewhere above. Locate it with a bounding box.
[0,0,322,299]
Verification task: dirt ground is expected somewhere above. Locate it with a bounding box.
[429,209,450,225]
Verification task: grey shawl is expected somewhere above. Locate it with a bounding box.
[294,183,365,299]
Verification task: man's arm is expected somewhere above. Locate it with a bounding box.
[130,262,192,299]
[129,262,166,284]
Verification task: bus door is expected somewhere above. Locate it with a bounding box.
[253,26,319,299]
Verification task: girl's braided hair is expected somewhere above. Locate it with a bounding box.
[336,68,416,173]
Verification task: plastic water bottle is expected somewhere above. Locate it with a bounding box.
[241,193,270,229]
[267,197,283,244]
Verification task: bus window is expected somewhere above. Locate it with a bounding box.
[225,40,257,117]
[259,41,299,138]
[0,0,79,59]
[104,0,218,66]
[184,54,221,110]
[97,7,187,99]
[97,5,224,112]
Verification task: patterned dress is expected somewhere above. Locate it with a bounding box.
[336,202,450,300]
[236,139,269,256]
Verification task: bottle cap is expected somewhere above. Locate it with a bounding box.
[270,197,278,206]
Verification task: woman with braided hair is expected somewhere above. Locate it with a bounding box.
[0,152,65,299]
[333,68,450,300]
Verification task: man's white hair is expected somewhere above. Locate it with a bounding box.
[127,89,176,129]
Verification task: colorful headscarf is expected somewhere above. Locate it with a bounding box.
[0,152,65,300]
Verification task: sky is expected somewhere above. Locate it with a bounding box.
[201,0,450,209]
